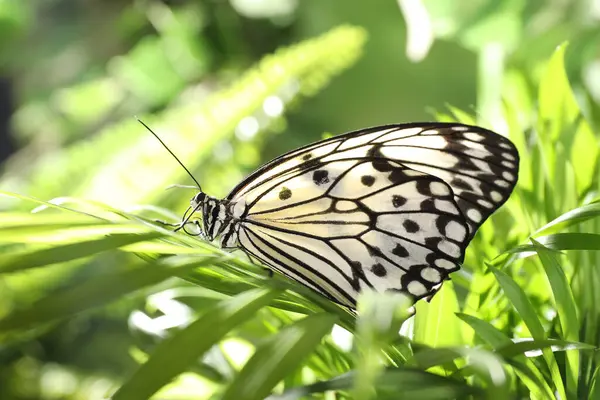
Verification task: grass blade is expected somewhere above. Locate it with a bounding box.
[496,338,594,358]
[489,265,566,398]
[456,313,512,348]
[531,238,580,396]
[112,287,281,400]
[533,202,600,237]
[221,313,337,400]
[267,368,483,400]
[456,313,554,398]
[0,257,214,332]
[0,232,163,273]
[414,282,462,347]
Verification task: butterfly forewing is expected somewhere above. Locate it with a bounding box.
[216,123,519,306]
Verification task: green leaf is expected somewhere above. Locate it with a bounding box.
[489,265,566,399]
[267,368,483,400]
[414,282,462,347]
[502,233,600,257]
[221,313,337,400]
[538,43,578,140]
[353,291,413,400]
[505,359,557,400]
[456,313,554,398]
[412,347,510,398]
[530,240,578,341]
[489,266,544,338]
[537,43,598,193]
[456,313,512,348]
[0,232,163,273]
[531,239,580,395]
[495,338,594,358]
[0,212,110,230]
[112,287,281,400]
[0,257,214,332]
[590,365,600,400]
[533,202,600,237]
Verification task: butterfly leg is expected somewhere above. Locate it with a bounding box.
[153,219,180,228]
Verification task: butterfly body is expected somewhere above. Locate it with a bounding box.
[184,122,519,308]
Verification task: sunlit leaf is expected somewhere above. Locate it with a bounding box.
[495,338,594,358]
[531,239,580,394]
[0,232,163,273]
[489,265,566,399]
[0,256,216,332]
[533,202,600,237]
[414,282,462,348]
[267,368,483,400]
[222,313,337,400]
[112,287,281,400]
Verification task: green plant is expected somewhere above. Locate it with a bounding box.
[1,25,600,400]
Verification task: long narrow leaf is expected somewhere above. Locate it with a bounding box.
[221,313,337,400]
[532,238,580,395]
[490,265,566,398]
[0,232,163,273]
[456,313,554,398]
[266,368,483,400]
[533,202,600,237]
[112,287,281,400]
[496,338,594,358]
[0,257,215,332]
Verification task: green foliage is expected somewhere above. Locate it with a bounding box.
[3,25,366,209]
[2,42,600,398]
[114,288,282,400]
[3,1,600,399]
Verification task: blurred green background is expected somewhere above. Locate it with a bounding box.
[1,0,600,399]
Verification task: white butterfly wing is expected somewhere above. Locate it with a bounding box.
[226,123,519,305]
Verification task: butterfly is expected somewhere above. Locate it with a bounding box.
[151,122,519,308]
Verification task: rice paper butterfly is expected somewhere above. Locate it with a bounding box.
[159,122,519,308]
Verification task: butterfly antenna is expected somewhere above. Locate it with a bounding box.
[136,118,203,191]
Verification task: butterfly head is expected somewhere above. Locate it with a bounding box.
[173,192,207,237]
[185,192,236,245]
[190,192,206,210]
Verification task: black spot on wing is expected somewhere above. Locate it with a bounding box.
[367,245,385,258]
[419,198,435,212]
[313,170,330,185]
[388,168,408,184]
[373,160,394,172]
[392,195,407,208]
[416,180,434,196]
[392,243,409,258]
[451,178,473,191]
[403,219,420,233]
[400,265,439,291]
[454,158,479,172]
[371,263,387,277]
[279,187,292,200]
[361,175,375,187]
[367,145,395,172]
[435,214,455,236]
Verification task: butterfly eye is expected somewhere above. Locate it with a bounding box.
[191,192,205,207]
